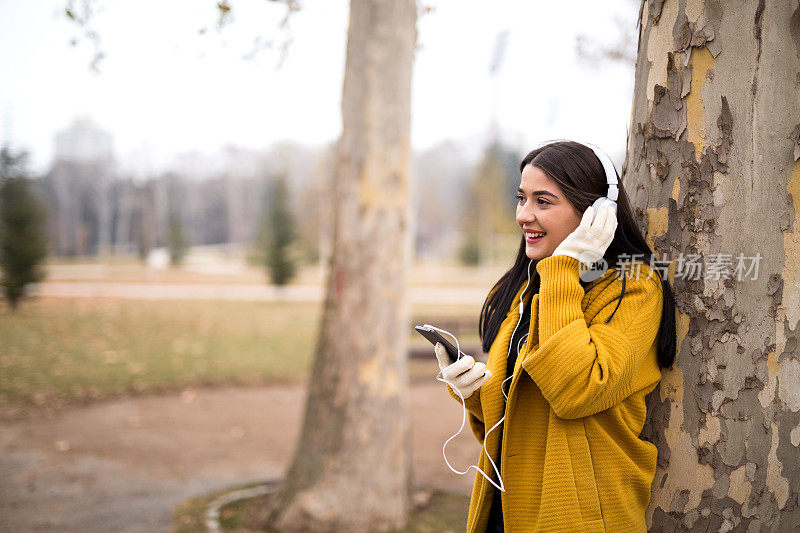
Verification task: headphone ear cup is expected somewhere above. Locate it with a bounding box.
[590,197,607,223]
[591,196,607,211]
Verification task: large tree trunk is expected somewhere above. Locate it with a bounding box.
[628,1,800,530]
[265,1,417,531]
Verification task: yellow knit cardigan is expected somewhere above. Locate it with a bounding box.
[447,255,664,532]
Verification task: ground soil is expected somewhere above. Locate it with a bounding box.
[0,383,478,532]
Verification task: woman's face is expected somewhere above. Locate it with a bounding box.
[516,164,582,260]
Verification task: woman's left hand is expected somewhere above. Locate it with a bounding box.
[552,201,617,266]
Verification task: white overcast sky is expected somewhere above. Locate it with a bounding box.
[0,0,638,174]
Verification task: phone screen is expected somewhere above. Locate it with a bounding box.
[414,325,460,363]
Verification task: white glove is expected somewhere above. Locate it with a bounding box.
[435,342,491,399]
[552,200,617,266]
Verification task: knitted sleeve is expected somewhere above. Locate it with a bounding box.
[523,254,663,420]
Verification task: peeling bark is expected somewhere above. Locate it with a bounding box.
[630,0,800,530]
[262,1,417,531]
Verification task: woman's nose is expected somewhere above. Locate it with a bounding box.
[518,206,536,223]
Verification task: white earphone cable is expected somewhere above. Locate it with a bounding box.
[429,258,535,493]
[426,323,506,492]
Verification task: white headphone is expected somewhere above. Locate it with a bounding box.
[535,139,619,220]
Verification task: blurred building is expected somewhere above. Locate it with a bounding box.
[35,119,500,266]
[40,119,117,256]
[54,118,115,164]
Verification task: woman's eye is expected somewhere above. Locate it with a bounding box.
[516,194,550,205]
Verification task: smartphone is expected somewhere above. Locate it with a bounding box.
[414,325,461,364]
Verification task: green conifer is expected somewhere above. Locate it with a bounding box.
[0,147,48,310]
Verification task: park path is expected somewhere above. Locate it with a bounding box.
[31,281,488,306]
[0,383,477,532]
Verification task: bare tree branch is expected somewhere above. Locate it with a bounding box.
[64,0,104,74]
[62,0,303,73]
[238,0,302,66]
[575,7,638,68]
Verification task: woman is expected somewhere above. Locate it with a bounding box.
[434,140,676,532]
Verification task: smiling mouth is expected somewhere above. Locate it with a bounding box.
[525,232,546,243]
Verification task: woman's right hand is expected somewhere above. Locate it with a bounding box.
[434,342,491,399]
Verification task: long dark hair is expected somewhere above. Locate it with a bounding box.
[478,140,676,369]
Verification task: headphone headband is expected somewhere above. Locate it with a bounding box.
[534,139,619,202]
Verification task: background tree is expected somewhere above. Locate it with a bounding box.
[629,1,800,530]
[0,147,47,310]
[167,213,188,267]
[411,140,471,262]
[459,141,519,265]
[259,173,298,286]
[261,0,417,530]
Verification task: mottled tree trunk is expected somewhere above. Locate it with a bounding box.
[265,1,417,531]
[628,0,800,530]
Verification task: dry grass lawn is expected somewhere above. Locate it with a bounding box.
[0,296,482,407]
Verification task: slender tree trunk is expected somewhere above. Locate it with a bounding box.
[53,170,73,255]
[153,175,168,248]
[265,1,417,531]
[225,173,244,251]
[95,175,111,256]
[114,179,133,254]
[628,1,800,530]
